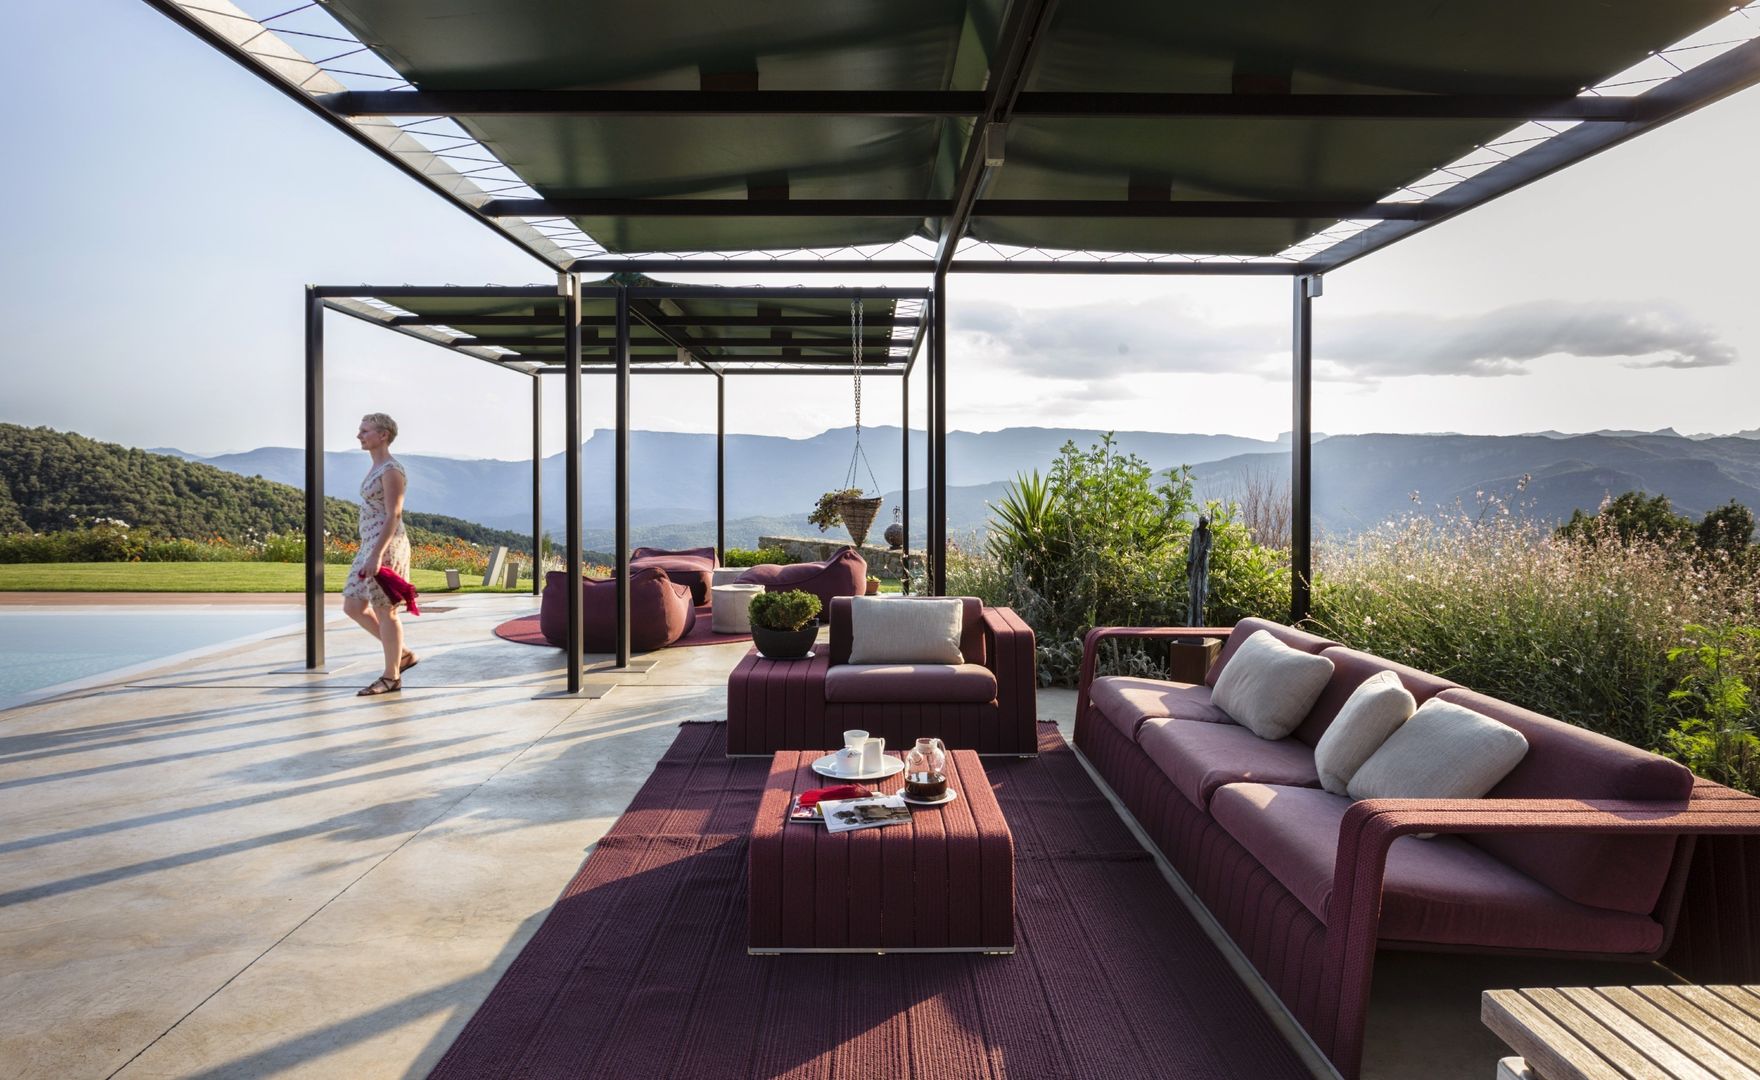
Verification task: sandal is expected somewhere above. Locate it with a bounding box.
[399,650,419,672]
[357,676,402,697]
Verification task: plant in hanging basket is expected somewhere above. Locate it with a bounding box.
[809,488,863,532]
[836,494,883,548]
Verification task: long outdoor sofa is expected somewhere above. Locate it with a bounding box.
[1074,616,1760,1079]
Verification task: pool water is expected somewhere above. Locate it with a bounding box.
[0,607,301,706]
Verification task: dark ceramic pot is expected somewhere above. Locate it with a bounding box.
[752,622,817,660]
[883,523,905,550]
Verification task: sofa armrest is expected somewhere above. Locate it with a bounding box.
[1074,625,1234,729]
[982,607,1037,745]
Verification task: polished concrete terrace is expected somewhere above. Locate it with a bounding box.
[0,595,1656,1079]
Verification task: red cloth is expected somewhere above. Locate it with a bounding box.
[796,783,870,810]
[369,567,422,615]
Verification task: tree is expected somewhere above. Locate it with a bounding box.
[1698,500,1756,553]
[1557,491,1694,548]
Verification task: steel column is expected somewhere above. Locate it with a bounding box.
[931,275,948,596]
[531,375,543,595]
[303,287,325,668]
[901,372,910,594]
[564,277,584,692]
[716,374,726,564]
[1291,275,1317,624]
[614,285,632,668]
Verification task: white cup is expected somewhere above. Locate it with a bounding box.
[843,729,869,750]
[861,736,885,773]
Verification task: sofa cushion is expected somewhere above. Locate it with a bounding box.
[1295,646,1460,747]
[1437,688,1695,916]
[1137,718,1321,810]
[828,595,986,668]
[1089,677,1232,741]
[824,663,997,704]
[847,596,964,664]
[1206,618,1338,688]
[1348,697,1529,805]
[1314,670,1416,796]
[1210,783,1665,954]
[1210,630,1336,740]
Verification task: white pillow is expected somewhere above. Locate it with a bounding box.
[847,597,964,664]
[1313,670,1416,796]
[1348,697,1529,803]
[1210,629,1336,740]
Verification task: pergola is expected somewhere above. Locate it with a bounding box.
[311,282,929,688]
[148,0,1760,693]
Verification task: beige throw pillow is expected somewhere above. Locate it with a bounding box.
[1347,697,1529,805]
[1209,629,1336,740]
[847,597,964,665]
[1313,670,1417,795]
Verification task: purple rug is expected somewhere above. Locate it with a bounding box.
[428,722,1310,1079]
[492,603,753,649]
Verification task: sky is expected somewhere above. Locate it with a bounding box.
[2,3,1757,461]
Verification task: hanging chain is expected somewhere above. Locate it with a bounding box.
[851,298,863,441]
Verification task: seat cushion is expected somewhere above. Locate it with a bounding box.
[823,663,998,704]
[1137,718,1321,810]
[1090,677,1232,741]
[1210,783,1665,954]
[1210,630,1336,739]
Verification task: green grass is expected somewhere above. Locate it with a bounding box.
[0,562,533,594]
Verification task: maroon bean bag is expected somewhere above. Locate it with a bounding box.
[539,567,696,652]
[629,546,716,604]
[736,546,867,609]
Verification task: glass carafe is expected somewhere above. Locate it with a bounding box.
[904,737,948,800]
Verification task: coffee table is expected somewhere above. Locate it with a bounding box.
[748,749,1015,954]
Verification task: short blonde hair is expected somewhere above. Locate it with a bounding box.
[362,413,398,442]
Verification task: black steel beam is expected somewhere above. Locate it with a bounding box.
[458,333,899,350]
[716,376,726,565]
[901,372,910,594]
[1301,37,1760,274]
[311,284,561,299]
[565,279,584,692]
[535,366,898,376]
[390,314,921,329]
[319,89,1649,122]
[1291,276,1315,625]
[626,286,931,300]
[614,286,632,668]
[931,276,948,596]
[625,299,723,374]
[572,258,1301,276]
[488,197,1440,220]
[303,287,325,669]
[531,374,543,597]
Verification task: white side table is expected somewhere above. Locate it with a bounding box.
[712,583,765,633]
[711,566,748,588]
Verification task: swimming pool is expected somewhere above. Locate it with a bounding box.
[0,606,302,709]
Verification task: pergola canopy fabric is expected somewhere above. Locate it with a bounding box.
[313,0,1734,257]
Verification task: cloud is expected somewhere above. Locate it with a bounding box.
[952,298,1737,383]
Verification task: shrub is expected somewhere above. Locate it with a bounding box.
[1663,623,1760,793]
[723,546,791,568]
[747,589,821,631]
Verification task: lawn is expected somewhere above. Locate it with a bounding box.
[0,563,534,594]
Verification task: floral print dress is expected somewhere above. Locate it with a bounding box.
[344,458,410,609]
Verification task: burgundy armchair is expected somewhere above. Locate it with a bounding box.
[629,546,716,605]
[539,567,695,652]
[726,596,1037,756]
[735,546,866,609]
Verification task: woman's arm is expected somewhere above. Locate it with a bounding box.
[368,467,407,573]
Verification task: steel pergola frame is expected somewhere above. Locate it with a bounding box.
[308,281,931,693]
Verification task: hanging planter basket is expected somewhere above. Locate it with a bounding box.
[836,495,883,548]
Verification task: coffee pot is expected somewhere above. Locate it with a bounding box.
[904,737,948,800]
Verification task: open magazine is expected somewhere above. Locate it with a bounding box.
[817,795,912,833]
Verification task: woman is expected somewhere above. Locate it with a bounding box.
[343,412,416,696]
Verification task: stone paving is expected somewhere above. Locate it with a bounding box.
[0,595,1647,1079]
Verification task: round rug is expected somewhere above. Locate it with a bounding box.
[492,604,752,649]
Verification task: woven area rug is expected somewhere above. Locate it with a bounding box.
[429,722,1311,1080]
[492,603,752,649]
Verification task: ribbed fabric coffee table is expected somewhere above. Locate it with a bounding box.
[748,749,1015,954]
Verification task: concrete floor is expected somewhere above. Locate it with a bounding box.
[0,597,1665,1079]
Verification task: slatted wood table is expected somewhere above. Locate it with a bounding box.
[748,749,1015,954]
[1483,986,1760,1079]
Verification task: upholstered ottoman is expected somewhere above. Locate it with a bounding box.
[748,749,1014,953]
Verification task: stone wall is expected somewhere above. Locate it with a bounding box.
[758,535,912,578]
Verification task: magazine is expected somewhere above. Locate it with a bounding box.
[817,795,913,834]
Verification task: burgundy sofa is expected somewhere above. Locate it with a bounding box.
[735,546,867,609]
[726,596,1038,756]
[539,567,695,652]
[629,546,715,605]
[1074,616,1760,1079]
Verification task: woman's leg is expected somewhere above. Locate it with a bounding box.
[375,604,404,680]
[343,594,381,638]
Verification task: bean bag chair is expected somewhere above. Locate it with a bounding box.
[539,567,696,652]
[736,546,868,609]
[629,546,716,604]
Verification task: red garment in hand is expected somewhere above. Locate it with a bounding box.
[371,567,422,615]
[797,784,871,810]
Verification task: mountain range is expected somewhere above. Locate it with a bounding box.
[159,426,1760,547]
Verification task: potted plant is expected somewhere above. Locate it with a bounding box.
[810,487,883,548]
[865,575,881,596]
[747,589,823,660]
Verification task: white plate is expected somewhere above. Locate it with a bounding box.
[899,788,959,807]
[810,752,905,782]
